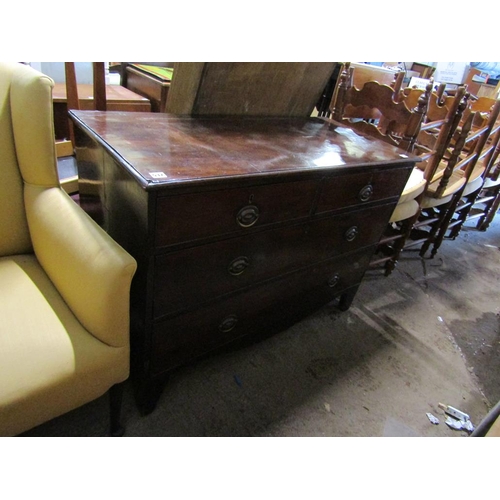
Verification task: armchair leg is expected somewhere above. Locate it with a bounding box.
[109,382,126,437]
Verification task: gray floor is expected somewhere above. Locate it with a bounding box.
[21,214,500,437]
[57,156,78,179]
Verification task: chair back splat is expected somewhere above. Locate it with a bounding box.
[330,62,430,153]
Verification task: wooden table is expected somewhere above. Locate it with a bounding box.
[70,110,417,412]
[123,64,172,113]
[52,83,151,141]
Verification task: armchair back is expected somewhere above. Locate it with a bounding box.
[0,62,59,257]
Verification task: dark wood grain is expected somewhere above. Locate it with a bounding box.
[69,111,415,188]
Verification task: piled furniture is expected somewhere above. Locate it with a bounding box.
[474,134,500,231]
[0,62,137,436]
[428,97,500,242]
[330,62,500,269]
[416,98,500,257]
[329,62,463,274]
[390,86,469,264]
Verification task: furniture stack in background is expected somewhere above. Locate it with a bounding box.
[327,62,500,274]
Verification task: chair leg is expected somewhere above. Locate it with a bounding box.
[430,191,468,257]
[479,191,500,231]
[385,214,419,276]
[419,206,446,257]
[448,188,481,240]
[431,205,456,258]
[109,382,125,437]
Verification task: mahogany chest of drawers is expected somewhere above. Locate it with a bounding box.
[70,111,416,410]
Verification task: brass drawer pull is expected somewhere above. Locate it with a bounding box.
[344,226,359,242]
[358,184,374,202]
[328,273,341,288]
[228,256,250,276]
[237,205,260,227]
[219,315,238,333]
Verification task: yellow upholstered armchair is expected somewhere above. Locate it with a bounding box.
[0,62,137,436]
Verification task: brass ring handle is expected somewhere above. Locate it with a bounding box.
[219,315,238,333]
[228,256,250,276]
[328,273,341,288]
[344,226,359,242]
[237,205,260,228]
[358,184,374,202]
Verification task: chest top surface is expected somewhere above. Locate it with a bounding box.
[70,110,416,189]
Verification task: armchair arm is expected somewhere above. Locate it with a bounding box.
[24,184,137,348]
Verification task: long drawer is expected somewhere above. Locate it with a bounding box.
[154,167,411,249]
[153,202,395,317]
[155,179,318,247]
[151,247,373,375]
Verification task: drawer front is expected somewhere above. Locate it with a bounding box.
[151,248,373,375]
[153,202,395,317]
[316,167,411,214]
[155,180,317,247]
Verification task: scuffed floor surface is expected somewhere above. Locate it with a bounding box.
[20,217,500,437]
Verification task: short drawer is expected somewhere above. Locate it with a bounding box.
[151,248,373,375]
[153,202,395,317]
[155,179,317,247]
[316,167,412,214]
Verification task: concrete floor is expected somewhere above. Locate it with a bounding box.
[21,214,500,437]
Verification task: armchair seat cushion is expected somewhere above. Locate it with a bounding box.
[0,254,128,437]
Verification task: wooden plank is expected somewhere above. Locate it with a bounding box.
[165,62,336,117]
[165,62,205,114]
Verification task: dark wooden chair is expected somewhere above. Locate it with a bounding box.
[473,111,500,231]
[416,98,500,257]
[328,66,474,275]
[431,99,500,243]
[371,86,468,274]
[475,147,500,231]
[329,64,439,275]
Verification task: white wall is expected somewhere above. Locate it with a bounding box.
[30,62,109,84]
